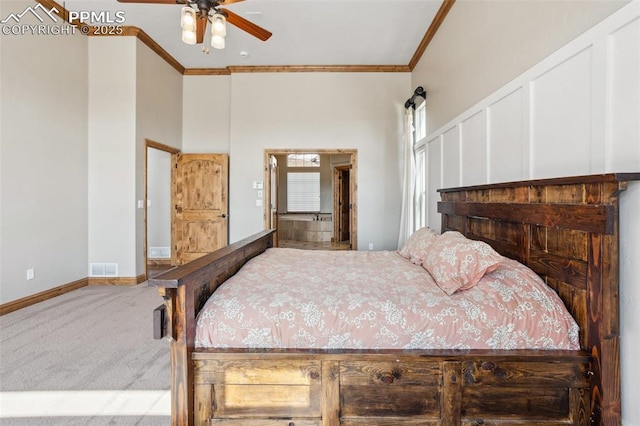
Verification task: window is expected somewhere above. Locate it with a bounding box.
[287,153,320,167]
[413,101,427,231]
[414,146,426,231]
[287,172,320,212]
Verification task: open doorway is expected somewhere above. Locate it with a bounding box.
[263,149,357,250]
[144,141,229,279]
[145,140,180,279]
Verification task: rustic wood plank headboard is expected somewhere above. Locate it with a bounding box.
[438,173,640,425]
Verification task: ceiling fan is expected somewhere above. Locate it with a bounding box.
[116,0,272,46]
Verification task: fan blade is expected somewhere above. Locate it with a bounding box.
[196,14,206,44]
[224,9,272,41]
[117,0,184,3]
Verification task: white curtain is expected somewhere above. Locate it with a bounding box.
[398,108,415,249]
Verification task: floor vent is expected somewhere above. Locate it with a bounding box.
[90,263,118,277]
[149,247,171,258]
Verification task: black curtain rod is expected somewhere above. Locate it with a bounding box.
[404,86,426,109]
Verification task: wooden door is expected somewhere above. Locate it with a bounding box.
[334,166,350,243]
[173,153,228,265]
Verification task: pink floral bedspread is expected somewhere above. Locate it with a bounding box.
[195,248,579,350]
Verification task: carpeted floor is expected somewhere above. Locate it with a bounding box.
[0,284,171,425]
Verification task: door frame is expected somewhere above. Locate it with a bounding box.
[263,149,358,250]
[333,165,351,244]
[144,139,180,279]
[268,155,279,248]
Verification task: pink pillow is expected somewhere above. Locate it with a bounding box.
[397,227,440,265]
[422,231,504,295]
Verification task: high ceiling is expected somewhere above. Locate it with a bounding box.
[62,0,446,70]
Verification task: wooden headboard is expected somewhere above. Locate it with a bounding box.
[438,173,640,425]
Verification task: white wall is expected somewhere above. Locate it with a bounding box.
[620,180,640,425]
[413,0,629,132]
[88,37,137,278]
[414,2,640,423]
[147,148,171,252]
[135,39,182,274]
[1,6,182,301]
[88,36,182,279]
[182,75,231,153]
[182,72,410,250]
[0,0,88,304]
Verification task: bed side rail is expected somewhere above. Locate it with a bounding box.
[149,229,275,341]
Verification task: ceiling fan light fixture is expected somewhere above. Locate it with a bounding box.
[211,34,225,49]
[181,6,196,29]
[211,13,226,37]
[182,29,197,44]
[181,6,197,45]
[210,12,226,49]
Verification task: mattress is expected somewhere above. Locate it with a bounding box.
[195,248,579,350]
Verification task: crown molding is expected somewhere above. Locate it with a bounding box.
[184,68,232,76]
[409,0,456,70]
[120,27,186,74]
[38,0,91,33]
[183,65,411,75]
[88,26,186,74]
[43,0,453,76]
[226,65,411,74]
[37,1,186,74]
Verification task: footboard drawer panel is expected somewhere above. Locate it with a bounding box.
[460,359,591,423]
[213,384,322,417]
[341,385,441,417]
[210,419,320,425]
[194,359,323,420]
[341,419,441,425]
[462,360,591,388]
[339,361,442,418]
[462,386,569,419]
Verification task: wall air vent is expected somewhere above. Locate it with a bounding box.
[149,247,171,259]
[90,263,118,277]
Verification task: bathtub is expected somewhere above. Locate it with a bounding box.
[278,213,331,222]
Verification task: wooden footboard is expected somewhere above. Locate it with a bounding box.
[150,173,639,426]
[192,350,591,425]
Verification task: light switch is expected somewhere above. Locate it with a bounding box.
[256,199,263,207]
[257,190,263,198]
[252,181,263,190]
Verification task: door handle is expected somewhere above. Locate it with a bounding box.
[220,214,227,218]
